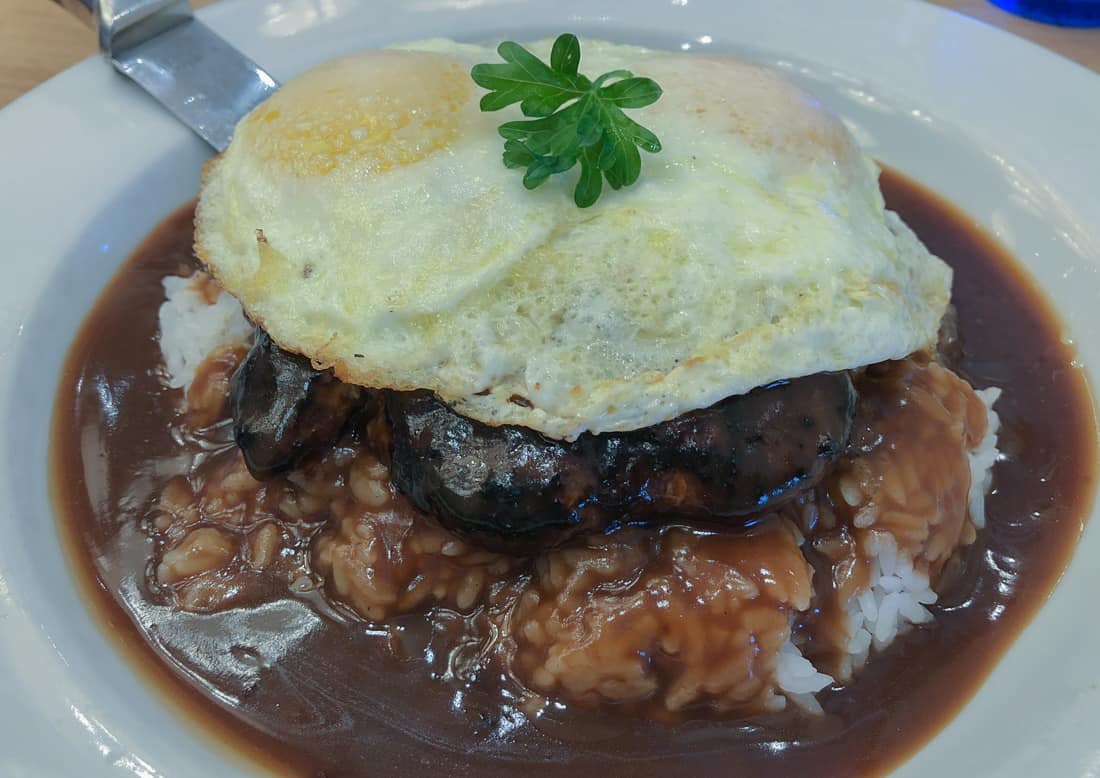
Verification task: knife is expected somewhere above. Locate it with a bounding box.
[50,0,279,152]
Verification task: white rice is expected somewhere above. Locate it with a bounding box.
[827,387,1002,685]
[158,274,252,390]
[832,531,940,682]
[155,272,1002,713]
[968,387,1002,530]
[776,639,833,712]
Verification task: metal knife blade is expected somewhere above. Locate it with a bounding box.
[51,0,279,152]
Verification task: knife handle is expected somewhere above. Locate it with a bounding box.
[45,0,276,153]
[49,0,194,56]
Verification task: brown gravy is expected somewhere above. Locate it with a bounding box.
[50,168,1098,777]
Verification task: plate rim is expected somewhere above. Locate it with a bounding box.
[1,1,1098,776]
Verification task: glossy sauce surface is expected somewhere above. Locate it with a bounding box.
[51,168,1097,777]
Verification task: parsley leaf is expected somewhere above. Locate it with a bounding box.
[470,34,663,208]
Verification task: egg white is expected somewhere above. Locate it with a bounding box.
[196,39,951,440]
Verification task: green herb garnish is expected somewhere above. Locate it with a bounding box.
[470,33,663,208]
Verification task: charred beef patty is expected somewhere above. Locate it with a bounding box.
[233,333,857,545]
[387,376,856,546]
[232,329,372,479]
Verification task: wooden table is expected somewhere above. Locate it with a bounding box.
[2,0,1098,107]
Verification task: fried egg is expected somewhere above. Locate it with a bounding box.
[196,39,951,440]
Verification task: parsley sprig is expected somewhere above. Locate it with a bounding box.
[470,34,663,208]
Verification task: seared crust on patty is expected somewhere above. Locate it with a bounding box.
[386,372,856,549]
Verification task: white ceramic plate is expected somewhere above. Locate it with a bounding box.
[1,1,1098,775]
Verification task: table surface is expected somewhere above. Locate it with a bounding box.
[2,0,1098,108]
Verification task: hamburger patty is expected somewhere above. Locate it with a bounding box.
[232,329,372,479]
[387,373,856,548]
[232,333,857,547]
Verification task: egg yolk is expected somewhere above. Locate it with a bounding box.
[243,52,469,177]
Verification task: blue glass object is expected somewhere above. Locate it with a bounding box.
[989,0,1100,26]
